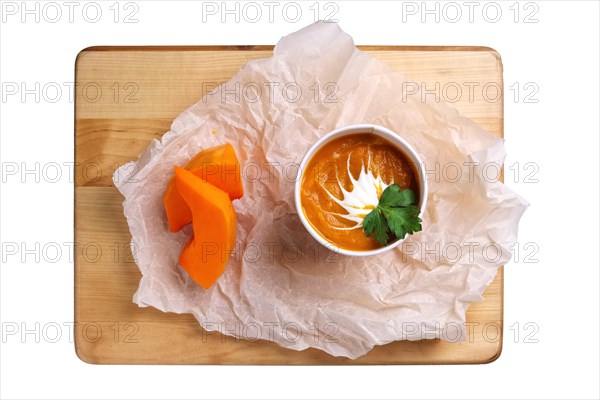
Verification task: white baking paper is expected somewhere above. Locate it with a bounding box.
[113,21,528,359]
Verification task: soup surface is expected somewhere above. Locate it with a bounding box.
[300,133,419,251]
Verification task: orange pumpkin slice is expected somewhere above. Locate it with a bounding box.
[164,143,243,232]
[174,166,237,289]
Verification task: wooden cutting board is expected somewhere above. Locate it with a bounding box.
[74,45,504,364]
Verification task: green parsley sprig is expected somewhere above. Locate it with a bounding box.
[362,184,422,246]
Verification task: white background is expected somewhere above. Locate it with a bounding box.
[0,1,598,399]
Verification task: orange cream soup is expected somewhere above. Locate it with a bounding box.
[300,134,419,251]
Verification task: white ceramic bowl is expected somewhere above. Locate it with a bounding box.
[294,124,428,257]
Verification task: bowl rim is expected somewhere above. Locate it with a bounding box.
[294,123,428,257]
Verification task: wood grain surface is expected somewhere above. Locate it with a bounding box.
[74,46,504,364]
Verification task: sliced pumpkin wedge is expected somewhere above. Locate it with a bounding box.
[164,143,243,232]
[174,166,237,289]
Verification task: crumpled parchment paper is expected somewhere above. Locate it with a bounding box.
[114,21,528,359]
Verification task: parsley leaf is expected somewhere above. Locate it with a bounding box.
[363,208,389,246]
[363,184,422,246]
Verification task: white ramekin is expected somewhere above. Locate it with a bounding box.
[294,124,428,257]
